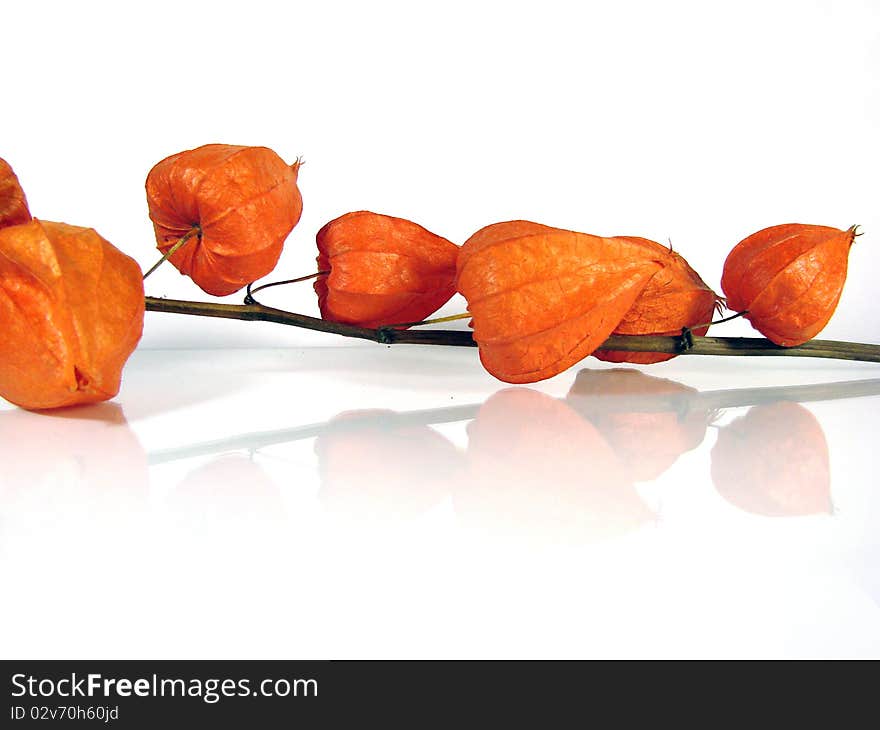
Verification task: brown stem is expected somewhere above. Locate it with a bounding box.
[143,296,880,363]
[144,296,476,346]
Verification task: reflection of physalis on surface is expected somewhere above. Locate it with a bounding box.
[315,410,461,524]
[565,368,712,483]
[0,404,146,551]
[711,402,831,517]
[456,388,656,545]
[170,454,286,529]
[0,402,148,513]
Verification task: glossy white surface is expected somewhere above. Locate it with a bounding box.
[2,0,879,659]
[2,347,879,658]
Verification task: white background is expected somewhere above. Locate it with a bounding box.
[1,0,879,660]
[1,0,878,347]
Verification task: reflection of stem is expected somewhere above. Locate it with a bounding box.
[144,295,880,362]
[148,404,479,466]
[570,379,880,415]
[697,379,880,411]
[147,377,880,466]
[143,227,200,280]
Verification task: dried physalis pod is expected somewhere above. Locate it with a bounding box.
[711,402,831,517]
[456,220,664,383]
[0,157,31,229]
[721,223,857,346]
[594,237,721,364]
[145,144,303,296]
[315,211,459,328]
[0,220,144,410]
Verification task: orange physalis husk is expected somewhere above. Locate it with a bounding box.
[565,368,711,482]
[594,236,722,364]
[145,144,303,297]
[456,388,655,545]
[455,220,665,383]
[0,219,144,410]
[315,211,460,329]
[711,402,831,517]
[720,223,857,346]
[0,157,32,229]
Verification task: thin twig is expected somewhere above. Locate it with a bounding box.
[245,272,329,302]
[693,309,749,331]
[383,312,472,329]
[143,227,201,280]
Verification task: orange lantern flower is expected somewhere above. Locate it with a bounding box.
[456,220,664,383]
[594,237,721,364]
[0,157,31,229]
[0,219,144,410]
[314,211,459,328]
[145,144,303,296]
[721,223,857,346]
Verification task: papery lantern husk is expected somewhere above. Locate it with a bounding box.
[594,236,721,364]
[456,221,665,383]
[315,409,460,522]
[565,368,710,483]
[711,401,831,517]
[455,388,655,545]
[145,144,303,296]
[0,157,31,229]
[0,219,144,410]
[721,223,856,346]
[315,211,460,328]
